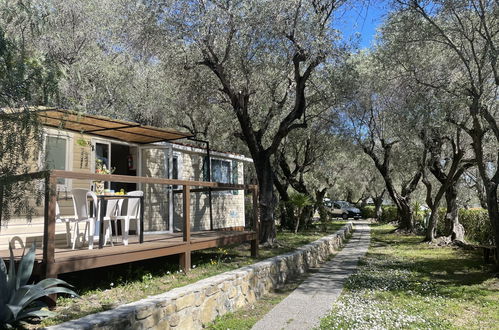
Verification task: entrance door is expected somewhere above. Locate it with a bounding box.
[110,143,137,192]
[139,145,174,233]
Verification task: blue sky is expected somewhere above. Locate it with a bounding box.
[335,1,390,49]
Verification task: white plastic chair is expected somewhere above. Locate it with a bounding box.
[111,191,143,246]
[99,197,121,246]
[71,189,120,249]
[55,201,76,247]
[71,189,97,249]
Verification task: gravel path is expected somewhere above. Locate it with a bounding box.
[252,221,371,330]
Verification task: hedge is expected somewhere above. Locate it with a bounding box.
[361,205,493,245]
[457,208,493,245]
[360,205,398,223]
[361,205,376,219]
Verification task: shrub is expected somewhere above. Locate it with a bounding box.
[459,208,493,245]
[288,192,313,233]
[430,208,492,245]
[361,205,376,219]
[1,243,78,328]
[379,206,398,223]
[360,205,398,222]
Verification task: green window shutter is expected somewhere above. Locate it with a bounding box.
[232,160,239,195]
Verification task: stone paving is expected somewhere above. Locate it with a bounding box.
[252,221,371,330]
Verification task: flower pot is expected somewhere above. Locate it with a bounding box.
[95,181,105,195]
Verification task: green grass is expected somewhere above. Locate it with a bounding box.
[40,221,347,327]
[320,224,499,329]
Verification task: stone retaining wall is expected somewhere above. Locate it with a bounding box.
[48,222,353,330]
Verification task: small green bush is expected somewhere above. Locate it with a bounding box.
[379,206,398,223]
[430,208,492,245]
[361,205,376,219]
[434,208,447,235]
[360,205,398,222]
[459,208,493,245]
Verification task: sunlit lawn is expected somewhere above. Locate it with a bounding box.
[320,224,499,329]
[39,221,346,327]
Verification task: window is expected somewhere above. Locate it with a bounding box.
[45,135,68,185]
[211,159,231,183]
[167,155,179,188]
[203,157,239,195]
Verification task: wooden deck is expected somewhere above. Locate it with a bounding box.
[1,230,257,275]
[1,170,259,279]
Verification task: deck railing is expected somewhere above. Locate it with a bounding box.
[0,170,260,278]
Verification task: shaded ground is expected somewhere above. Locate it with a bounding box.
[320,224,499,329]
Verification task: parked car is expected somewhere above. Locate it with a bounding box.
[328,201,362,219]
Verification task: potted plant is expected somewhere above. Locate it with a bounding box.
[94,159,114,195]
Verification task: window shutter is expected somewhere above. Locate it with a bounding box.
[232,160,239,195]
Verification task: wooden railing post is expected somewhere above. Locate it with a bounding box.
[43,172,58,307]
[180,185,191,272]
[251,185,259,258]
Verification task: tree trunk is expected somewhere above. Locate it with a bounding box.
[294,208,302,234]
[398,197,414,231]
[363,141,422,233]
[373,195,383,220]
[469,106,499,264]
[277,202,294,230]
[444,186,465,242]
[475,174,488,209]
[302,204,314,229]
[274,175,293,230]
[314,189,327,215]
[255,156,276,244]
[425,207,438,242]
[485,182,499,263]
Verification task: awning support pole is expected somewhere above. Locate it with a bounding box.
[188,137,213,231]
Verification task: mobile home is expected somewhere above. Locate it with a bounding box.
[0,108,253,251]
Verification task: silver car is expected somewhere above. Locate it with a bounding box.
[329,201,362,219]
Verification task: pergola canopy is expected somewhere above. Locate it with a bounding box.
[36,108,193,144]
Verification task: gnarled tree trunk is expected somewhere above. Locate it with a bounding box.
[444,185,465,242]
[363,140,424,232]
[373,191,384,220]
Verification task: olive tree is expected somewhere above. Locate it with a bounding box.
[0,3,60,223]
[132,0,350,243]
[391,0,499,256]
[341,52,431,231]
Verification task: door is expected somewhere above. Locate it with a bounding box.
[91,139,111,189]
[139,145,174,233]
